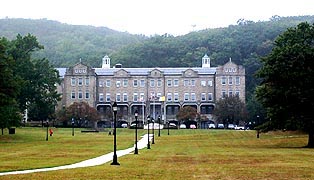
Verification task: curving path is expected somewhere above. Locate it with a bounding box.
[0,134,152,176]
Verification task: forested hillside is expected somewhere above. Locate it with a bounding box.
[0,18,146,67]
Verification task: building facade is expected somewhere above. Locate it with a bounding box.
[56,55,245,125]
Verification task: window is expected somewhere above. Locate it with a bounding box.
[78,78,83,86]
[174,93,179,101]
[191,93,196,101]
[133,79,138,87]
[71,91,76,99]
[85,77,90,86]
[150,79,155,87]
[184,93,189,101]
[191,80,195,86]
[140,93,145,101]
[235,77,240,85]
[235,91,240,97]
[157,92,161,98]
[140,79,145,87]
[99,80,103,87]
[229,90,233,97]
[116,93,121,102]
[201,80,206,86]
[85,90,90,99]
[208,80,213,86]
[99,93,104,102]
[106,80,111,87]
[123,93,128,102]
[222,90,226,98]
[106,93,111,102]
[228,76,233,85]
[157,79,162,87]
[221,76,226,85]
[78,90,83,99]
[167,93,172,101]
[173,79,179,86]
[71,78,76,86]
[208,93,213,101]
[133,93,138,102]
[184,79,189,86]
[201,93,206,101]
[167,79,172,87]
[116,80,121,87]
[123,79,128,87]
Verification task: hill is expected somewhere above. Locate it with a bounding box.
[0,18,146,67]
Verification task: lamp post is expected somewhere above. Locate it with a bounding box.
[167,121,170,135]
[111,102,120,165]
[71,118,75,136]
[152,119,155,144]
[147,116,151,149]
[46,120,49,141]
[134,110,139,154]
[158,115,161,137]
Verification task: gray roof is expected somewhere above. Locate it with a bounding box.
[94,67,216,76]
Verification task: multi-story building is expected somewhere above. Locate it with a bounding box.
[56,55,245,126]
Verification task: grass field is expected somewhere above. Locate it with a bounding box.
[0,127,313,180]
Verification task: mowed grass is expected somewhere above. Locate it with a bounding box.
[0,127,313,180]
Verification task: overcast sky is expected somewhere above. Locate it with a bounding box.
[1,0,313,36]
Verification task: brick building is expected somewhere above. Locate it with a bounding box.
[56,55,245,127]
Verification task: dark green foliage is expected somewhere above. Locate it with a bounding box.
[176,106,198,121]
[256,22,314,147]
[212,96,247,126]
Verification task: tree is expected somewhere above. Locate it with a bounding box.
[256,22,314,147]
[57,102,100,128]
[0,38,22,134]
[176,106,198,122]
[212,95,247,126]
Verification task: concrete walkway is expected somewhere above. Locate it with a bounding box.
[0,134,152,176]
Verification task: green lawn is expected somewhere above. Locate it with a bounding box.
[0,127,313,180]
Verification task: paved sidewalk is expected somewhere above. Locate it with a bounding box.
[0,134,152,176]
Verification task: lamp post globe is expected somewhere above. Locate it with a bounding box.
[134,110,139,154]
[147,116,151,149]
[111,102,120,165]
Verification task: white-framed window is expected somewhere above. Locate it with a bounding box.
[140,79,145,87]
[99,93,104,102]
[85,77,90,86]
[229,90,233,97]
[71,77,76,86]
[174,93,179,101]
[133,93,138,102]
[201,80,206,86]
[222,90,227,98]
[157,92,162,98]
[173,79,179,86]
[140,93,145,101]
[106,93,110,102]
[123,79,128,87]
[85,90,90,99]
[123,93,128,102]
[184,93,189,101]
[201,93,206,101]
[116,80,121,87]
[184,79,189,86]
[208,93,213,101]
[167,93,172,101]
[150,92,155,99]
[191,93,196,101]
[116,93,121,102]
[191,80,195,86]
[167,79,172,87]
[133,79,138,87]
[157,79,162,87]
[150,79,155,87]
[221,76,226,85]
[71,91,76,99]
[99,80,103,87]
[228,76,233,85]
[235,90,240,97]
[208,80,213,86]
[78,78,83,86]
[106,79,111,87]
[235,77,240,85]
[78,90,83,99]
